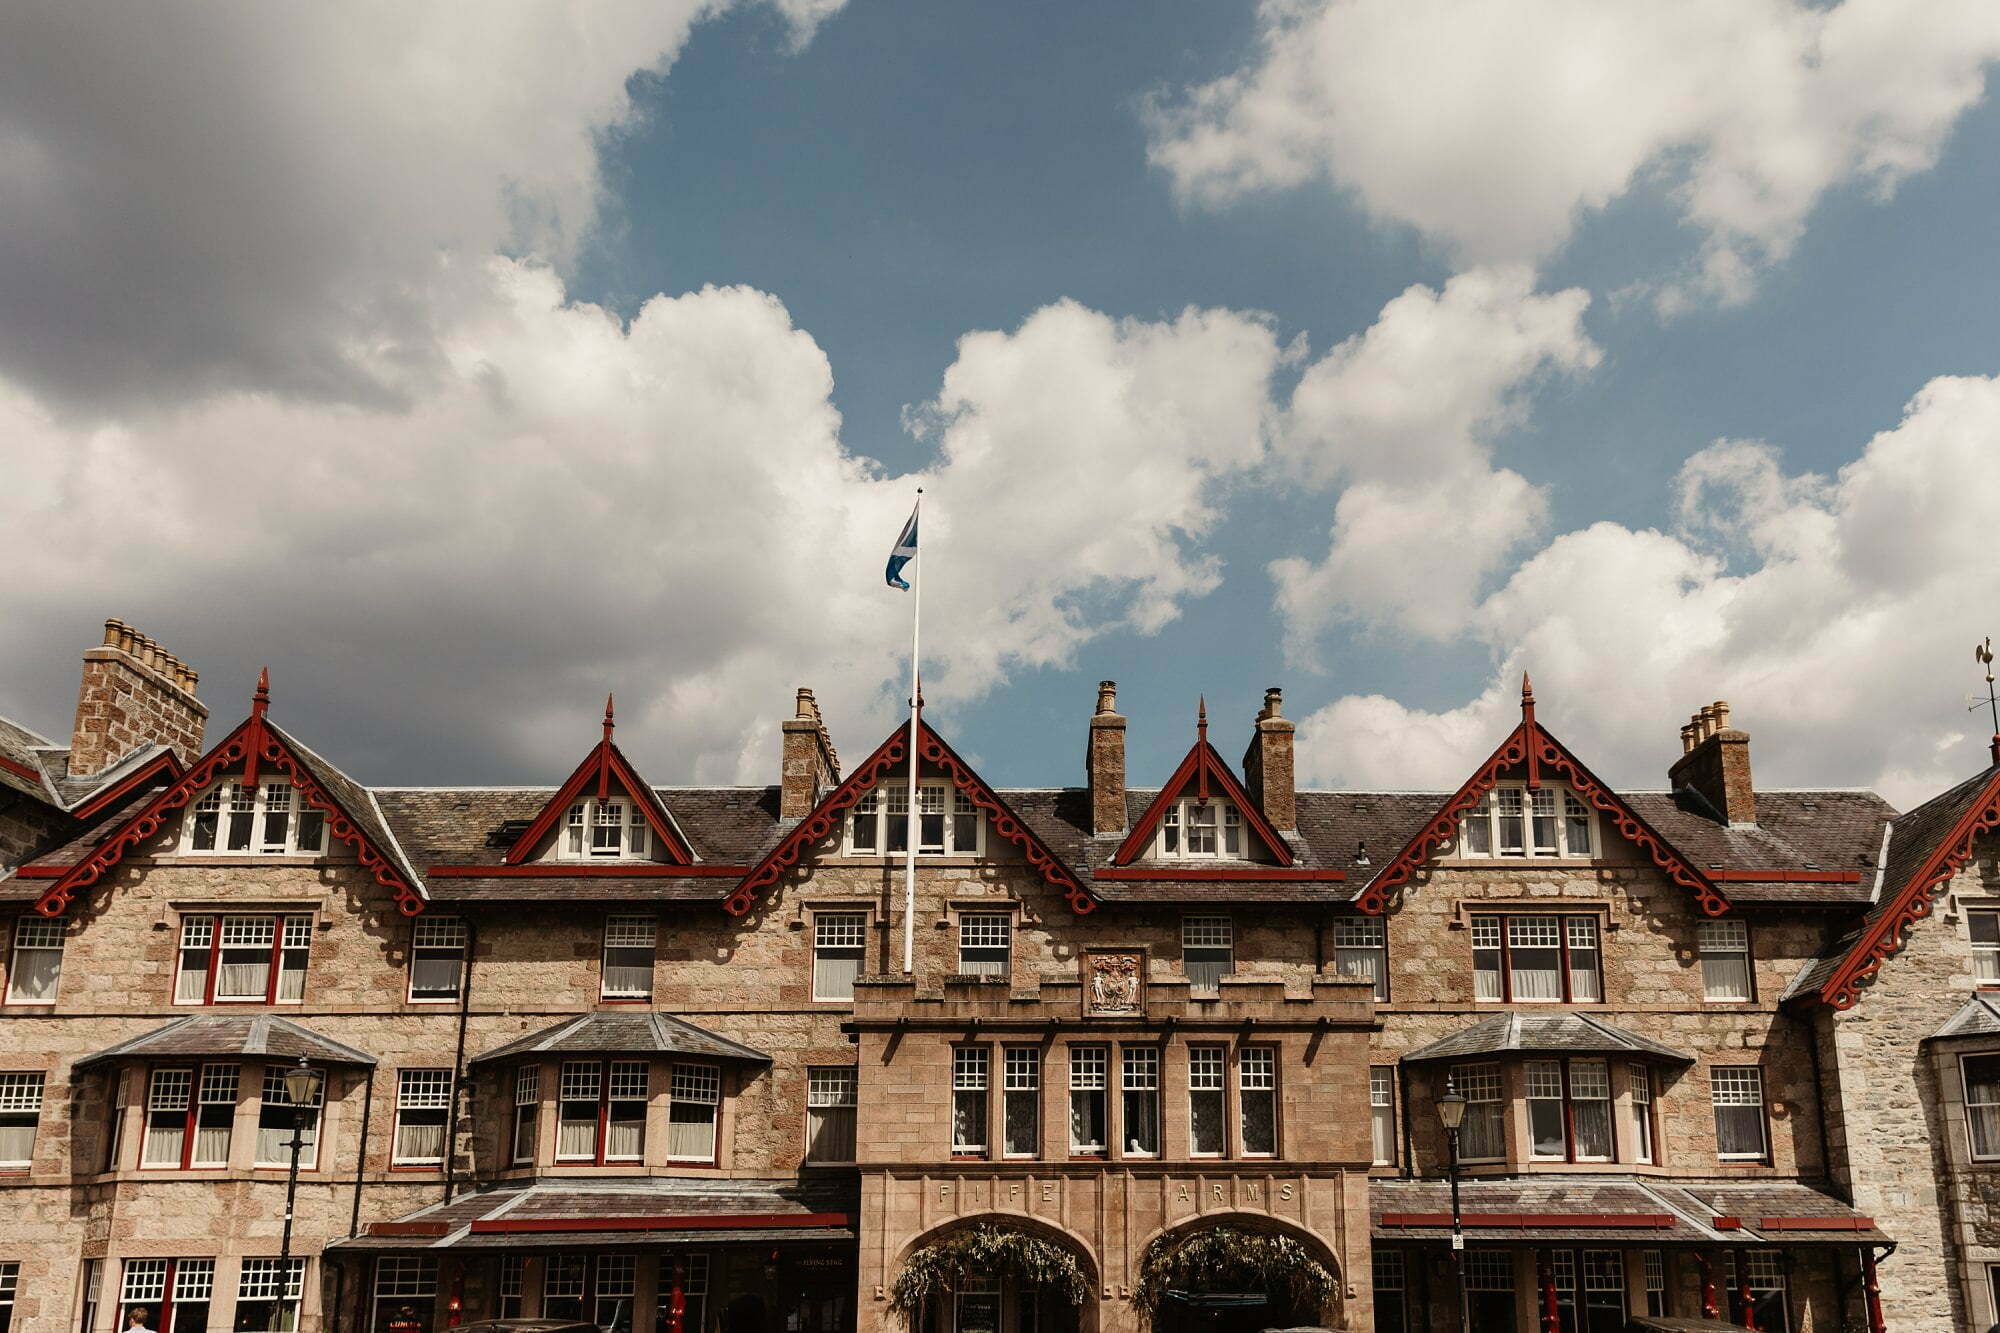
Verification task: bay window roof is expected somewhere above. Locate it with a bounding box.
[1400,1012,1691,1065]
[471,1011,771,1066]
[73,1014,377,1069]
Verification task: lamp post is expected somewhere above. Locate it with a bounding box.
[277,1057,324,1332]
[1436,1079,1472,1333]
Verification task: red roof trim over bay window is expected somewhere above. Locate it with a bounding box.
[500,696,693,866]
[1355,675,1728,918]
[68,749,186,822]
[33,670,425,918]
[1112,700,1294,868]
[726,715,1094,918]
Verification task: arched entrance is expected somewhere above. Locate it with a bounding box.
[890,1216,1098,1333]
[1135,1215,1341,1333]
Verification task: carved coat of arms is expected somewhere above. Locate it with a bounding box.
[1086,951,1142,1015]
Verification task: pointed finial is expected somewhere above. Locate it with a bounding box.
[1197,695,1209,744]
[1521,672,1534,707]
[603,693,616,741]
[252,666,270,719]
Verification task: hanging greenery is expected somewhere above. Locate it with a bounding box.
[888,1224,1090,1325]
[1133,1225,1336,1318]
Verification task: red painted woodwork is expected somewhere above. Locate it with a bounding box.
[0,754,40,784]
[1538,1255,1559,1333]
[1736,1249,1756,1332]
[366,1222,451,1237]
[8,866,59,878]
[1698,1254,1719,1320]
[68,750,186,821]
[1355,675,1729,918]
[1089,867,1345,882]
[1705,868,1861,884]
[1710,1216,1742,1230]
[425,864,747,878]
[32,675,427,919]
[468,1211,851,1234]
[1863,1247,1887,1333]
[1751,1215,1875,1231]
[1111,703,1295,867]
[1820,766,2000,1009]
[726,719,1094,917]
[500,699,693,866]
[1376,1212,1673,1229]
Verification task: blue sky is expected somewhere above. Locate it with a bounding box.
[3,1,1999,804]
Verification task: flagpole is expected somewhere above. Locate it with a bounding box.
[902,489,923,975]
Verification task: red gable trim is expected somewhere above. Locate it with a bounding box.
[1820,767,2000,1010]
[32,705,426,919]
[1355,678,1727,918]
[1112,742,1295,868]
[726,719,1094,918]
[501,734,693,866]
[0,754,41,785]
[69,750,186,822]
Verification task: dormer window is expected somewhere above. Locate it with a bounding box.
[562,798,649,859]
[1157,798,1242,859]
[844,781,984,856]
[1459,784,1594,858]
[180,781,326,856]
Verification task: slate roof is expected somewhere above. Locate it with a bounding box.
[331,1175,857,1251]
[0,715,55,803]
[471,1012,772,1066]
[270,722,426,896]
[1370,1177,1885,1245]
[1785,764,2000,1003]
[1929,993,2000,1039]
[1401,1013,1692,1064]
[73,1015,378,1068]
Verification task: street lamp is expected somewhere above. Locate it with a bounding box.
[1435,1079,1472,1333]
[277,1057,324,1332]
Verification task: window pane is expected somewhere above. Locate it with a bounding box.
[1471,916,1502,1002]
[1121,1048,1159,1155]
[1369,1067,1394,1165]
[806,1067,857,1162]
[1526,1061,1565,1159]
[1969,1055,2000,1158]
[1509,917,1562,1000]
[1188,1048,1224,1156]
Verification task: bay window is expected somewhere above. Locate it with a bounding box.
[1965,1053,2000,1160]
[951,1047,988,1157]
[1121,1047,1159,1156]
[1527,1061,1566,1159]
[407,918,466,1002]
[606,1062,648,1161]
[563,798,649,859]
[601,916,657,1000]
[392,1070,451,1167]
[1527,1060,1612,1162]
[811,912,866,1002]
[958,914,1012,977]
[1335,917,1389,1000]
[0,1073,42,1170]
[254,1065,321,1168]
[236,1261,304,1333]
[1003,1047,1039,1158]
[142,1065,236,1169]
[511,1066,539,1165]
[1569,1061,1613,1160]
[1068,1046,1107,1155]
[182,781,325,855]
[1188,1046,1226,1157]
[1240,1048,1277,1157]
[174,914,313,1004]
[1157,798,1242,858]
[1459,784,1595,858]
[1710,1066,1768,1162]
[121,1258,215,1333]
[1451,1064,1505,1162]
[556,1062,601,1161]
[667,1063,719,1162]
[1182,916,1233,995]
[1697,919,1752,1001]
[5,919,63,1004]
[1472,913,1603,1003]
[845,781,983,855]
[805,1066,857,1162]
[1629,1064,1655,1164]
[1369,1066,1395,1165]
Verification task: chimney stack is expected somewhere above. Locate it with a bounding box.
[69,618,208,779]
[1668,698,1755,827]
[1242,686,1297,833]
[780,687,840,818]
[1087,681,1127,836]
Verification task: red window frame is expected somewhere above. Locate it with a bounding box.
[177,914,311,1006]
[141,1064,237,1171]
[1472,913,1602,1004]
[554,1060,648,1166]
[1523,1056,1618,1165]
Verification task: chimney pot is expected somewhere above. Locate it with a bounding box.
[1259,687,1283,720]
[1243,685,1297,833]
[1095,681,1118,717]
[69,619,207,777]
[1669,698,1756,826]
[780,686,839,818]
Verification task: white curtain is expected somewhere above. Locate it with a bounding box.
[142,1122,185,1167]
[192,1122,231,1166]
[396,1121,444,1163]
[217,961,269,998]
[1701,955,1750,1001]
[1459,1103,1505,1160]
[605,1115,644,1160]
[807,1107,855,1161]
[603,963,653,997]
[12,950,60,1002]
[0,1122,34,1166]
[556,1115,597,1160]
[175,963,209,1004]
[814,952,861,1000]
[411,958,460,995]
[1510,956,1563,1000]
[667,1113,715,1160]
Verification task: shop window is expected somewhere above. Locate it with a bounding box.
[79,1260,103,1333]
[543,1255,585,1323]
[811,913,866,1002]
[0,1262,13,1333]
[1581,1251,1625,1333]
[1472,913,1602,1003]
[391,1070,451,1167]
[601,916,657,1000]
[951,1047,989,1157]
[805,1066,857,1162]
[254,1065,322,1168]
[1725,1252,1788,1331]
[0,1073,42,1170]
[1002,1048,1039,1158]
[1698,919,1753,1001]
[594,1255,635,1333]
[370,1257,435,1333]
[1642,1251,1666,1317]
[1188,1046,1226,1157]
[1334,917,1388,1000]
[1710,1066,1768,1162]
[497,1259,524,1319]
[406,918,466,1003]
[236,1261,304,1333]
[5,919,63,1004]
[1369,1066,1396,1166]
[1121,1047,1159,1157]
[659,1255,708,1333]
[1371,1250,1406,1333]
[958,914,1012,978]
[1181,916,1233,996]
[1463,1251,1516,1332]
[667,1063,719,1162]
[1068,1046,1107,1155]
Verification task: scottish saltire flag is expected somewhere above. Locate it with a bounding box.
[885,502,919,590]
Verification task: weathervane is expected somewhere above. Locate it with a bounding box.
[1976,638,1999,765]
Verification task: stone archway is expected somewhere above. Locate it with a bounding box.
[1133,1213,1342,1333]
[890,1214,1101,1333]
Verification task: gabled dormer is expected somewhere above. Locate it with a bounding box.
[501,697,694,866]
[1111,700,1296,868]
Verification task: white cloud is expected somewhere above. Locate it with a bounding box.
[1148,0,2000,303]
[0,1,840,416]
[1271,267,1598,647]
[1294,374,2000,806]
[0,269,1286,783]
